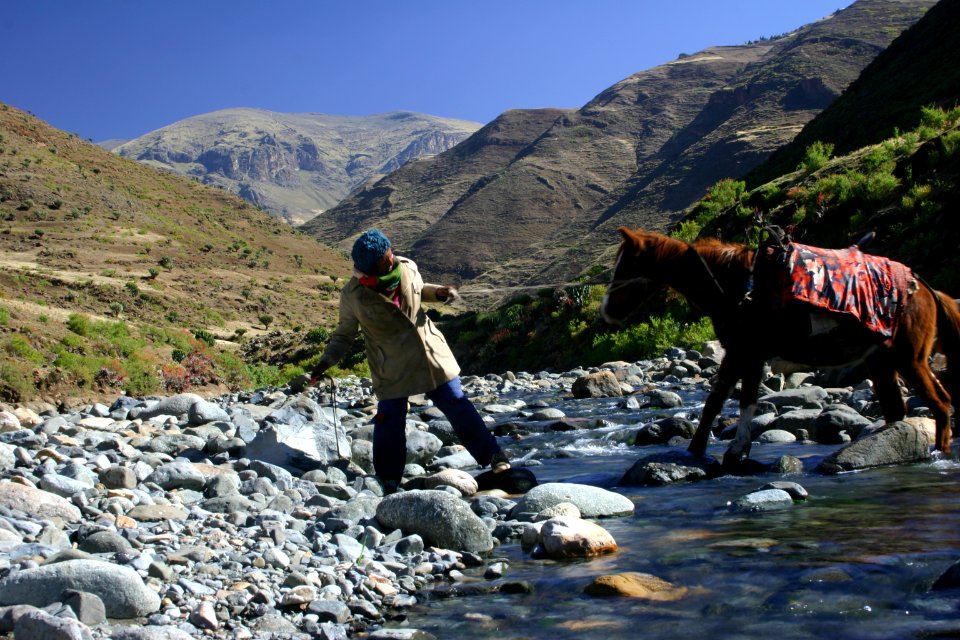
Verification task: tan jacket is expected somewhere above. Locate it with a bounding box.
[321,256,460,399]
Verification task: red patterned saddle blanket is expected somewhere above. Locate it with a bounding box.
[766,242,914,343]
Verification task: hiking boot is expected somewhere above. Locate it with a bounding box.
[490,450,511,474]
[380,478,400,495]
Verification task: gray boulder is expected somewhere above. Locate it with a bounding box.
[760,387,828,410]
[146,460,206,491]
[130,393,203,420]
[188,399,230,425]
[404,428,443,466]
[0,559,160,618]
[244,421,350,472]
[510,482,634,519]
[816,421,931,474]
[571,371,622,398]
[0,483,81,522]
[813,406,873,444]
[638,389,683,408]
[632,416,696,446]
[730,488,795,513]
[14,609,93,640]
[376,490,494,553]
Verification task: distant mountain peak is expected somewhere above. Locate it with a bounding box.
[113,109,482,225]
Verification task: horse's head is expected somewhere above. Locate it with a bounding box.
[601,227,668,325]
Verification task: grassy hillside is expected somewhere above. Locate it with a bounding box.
[684,105,960,293]
[0,103,353,405]
[747,0,960,186]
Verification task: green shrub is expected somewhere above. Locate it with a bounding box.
[587,315,714,363]
[4,334,46,365]
[0,359,35,401]
[305,327,329,344]
[0,307,9,326]
[800,141,834,174]
[857,170,900,203]
[193,329,216,347]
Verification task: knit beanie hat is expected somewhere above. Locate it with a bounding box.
[351,229,391,275]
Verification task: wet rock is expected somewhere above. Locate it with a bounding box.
[475,467,538,494]
[729,488,795,513]
[638,389,683,408]
[620,450,720,486]
[770,455,804,474]
[533,516,617,558]
[571,371,622,398]
[632,416,695,445]
[584,572,688,600]
[815,421,931,474]
[510,482,634,519]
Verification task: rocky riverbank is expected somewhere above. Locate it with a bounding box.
[0,344,948,639]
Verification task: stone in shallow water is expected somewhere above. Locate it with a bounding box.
[510,482,633,519]
[729,488,794,513]
[584,572,688,600]
[536,516,617,559]
[815,420,931,474]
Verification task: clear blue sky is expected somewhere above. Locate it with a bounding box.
[2,1,853,142]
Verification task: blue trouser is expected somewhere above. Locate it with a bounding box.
[373,377,499,483]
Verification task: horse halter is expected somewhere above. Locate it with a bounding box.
[685,243,726,297]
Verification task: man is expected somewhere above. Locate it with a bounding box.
[307,229,509,493]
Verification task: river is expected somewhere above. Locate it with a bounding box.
[398,384,960,639]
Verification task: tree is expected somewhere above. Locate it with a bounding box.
[258,314,274,330]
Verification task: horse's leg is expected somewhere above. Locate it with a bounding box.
[688,357,738,458]
[867,358,906,425]
[723,359,764,467]
[899,361,953,453]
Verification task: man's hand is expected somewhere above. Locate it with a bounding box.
[436,286,460,303]
[289,357,335,393]
[309,357,335,384]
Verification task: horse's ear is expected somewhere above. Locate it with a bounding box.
[617,226,637,242]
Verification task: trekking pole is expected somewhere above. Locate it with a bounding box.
[325,374,345,461]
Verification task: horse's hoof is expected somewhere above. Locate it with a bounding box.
[722,449,750,469]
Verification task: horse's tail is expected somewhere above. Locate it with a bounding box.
[933,290,960,402]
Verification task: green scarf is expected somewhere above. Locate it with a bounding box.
[360,262,402,294]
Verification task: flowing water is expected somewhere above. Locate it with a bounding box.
[399,388,960,639]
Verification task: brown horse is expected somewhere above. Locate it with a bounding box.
[601,227,960,466]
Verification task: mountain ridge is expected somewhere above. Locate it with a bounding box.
[113,108,482,225]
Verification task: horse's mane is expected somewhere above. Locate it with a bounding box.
[690,237,753,270]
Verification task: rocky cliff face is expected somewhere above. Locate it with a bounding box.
[306,0,935,293]
[113,109,481,225]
